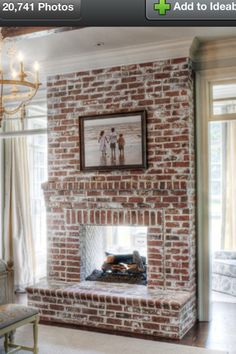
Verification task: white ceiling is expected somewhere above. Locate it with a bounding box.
[14,27,236,61]
[5,27,236,78]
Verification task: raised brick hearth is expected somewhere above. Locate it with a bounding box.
[27,56,196,339]
[27,280,195,339]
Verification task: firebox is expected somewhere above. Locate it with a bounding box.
[80,225,148,285]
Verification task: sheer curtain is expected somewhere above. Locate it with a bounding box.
[0,138,4,258]
[223,121,236,250]
[3,128,36,290]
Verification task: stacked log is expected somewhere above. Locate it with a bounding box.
[102,251,146,274]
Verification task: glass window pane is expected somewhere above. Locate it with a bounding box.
[213,100,236,115]
[209,121,225,252]
[2,96,47,133]
[213,83,236,100]
[209,120,236,254]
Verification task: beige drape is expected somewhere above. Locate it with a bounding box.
[223,121,236,250]
[4,131,36,290]
[0,138,4,258]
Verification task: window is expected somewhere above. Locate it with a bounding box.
[211,82,236,118]
[210,82,236,252]
[1,98,47,135]
[209,121,225,252]
[0,95,48,280]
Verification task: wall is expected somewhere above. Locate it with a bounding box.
[44,57,196,292]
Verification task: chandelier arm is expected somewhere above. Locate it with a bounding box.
[0,79,40,90]
[4,87,39,116]
[3,84,41,102]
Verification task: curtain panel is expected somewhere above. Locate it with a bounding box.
[223,121,236,251]
[0,139,4,259]
[3,131,36,290]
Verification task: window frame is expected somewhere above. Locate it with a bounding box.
[209,79,236,122]
[197,68,236,323]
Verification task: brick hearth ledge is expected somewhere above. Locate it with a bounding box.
[26,279,196,340]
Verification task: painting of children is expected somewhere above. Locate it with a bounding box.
[80,111,146,171]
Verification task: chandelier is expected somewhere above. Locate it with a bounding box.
[0,28,41,128]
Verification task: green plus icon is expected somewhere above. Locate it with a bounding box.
[154,0,171,15]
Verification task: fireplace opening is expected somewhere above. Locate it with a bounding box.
[80,226,148,285]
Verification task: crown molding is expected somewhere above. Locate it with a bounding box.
[190,37,200,61]
[194,37,236,70]
[33,35,236,78]
[40,39,194,77]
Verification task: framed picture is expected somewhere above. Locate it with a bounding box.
[79,110,147,171]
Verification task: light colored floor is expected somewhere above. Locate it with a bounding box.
[0,324,227,354]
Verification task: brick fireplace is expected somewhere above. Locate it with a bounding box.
[27,57,197,339]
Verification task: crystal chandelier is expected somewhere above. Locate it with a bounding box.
[0,28,41,128]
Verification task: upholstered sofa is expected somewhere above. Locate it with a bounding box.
[212,251,236,296]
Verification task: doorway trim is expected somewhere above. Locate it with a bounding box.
[196,66,236,321]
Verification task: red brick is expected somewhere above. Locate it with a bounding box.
[45,57,195,296]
